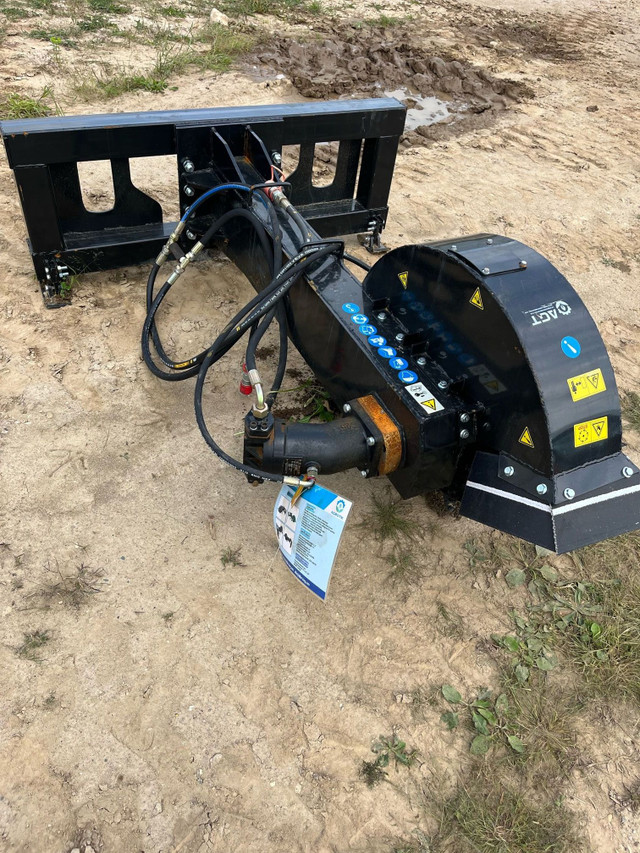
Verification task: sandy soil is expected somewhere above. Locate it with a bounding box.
[1,0,640,851]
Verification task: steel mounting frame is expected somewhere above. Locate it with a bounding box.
[0,98,405,304]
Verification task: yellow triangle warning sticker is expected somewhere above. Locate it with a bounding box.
[470,287,484,310]
[519,427,534,448]
[421,398,436,410]
[592,419,606,437]
[587,373,600,389]
[485,380,500,392]
[398,271,408,289]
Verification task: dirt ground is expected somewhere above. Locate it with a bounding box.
[1,0,640,850]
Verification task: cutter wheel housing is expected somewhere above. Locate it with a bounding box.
[2,98,638,554]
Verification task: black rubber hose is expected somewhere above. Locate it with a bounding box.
[267,301,288,408]
[143,207,275,379]
[194,244,341,482]
[344,252,371,272]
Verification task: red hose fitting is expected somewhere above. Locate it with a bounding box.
[239,361,253,396]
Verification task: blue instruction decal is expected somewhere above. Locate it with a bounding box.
[368,335,386,347]
[398,370,418,384]
[352,314,368,325]
[359,324,377,336]
[378,346,397,358]
[342,302,359,314]
[561,336,581,359]
[389,357,408,370]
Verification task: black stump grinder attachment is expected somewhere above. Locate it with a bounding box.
[2,98,639,553]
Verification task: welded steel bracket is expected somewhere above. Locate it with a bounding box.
[0,98,405,306]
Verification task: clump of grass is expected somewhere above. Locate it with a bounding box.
[360,732,419,787]
[0,86,55,119]
[29,27,76,46]
[75,67,167,99]
[162,4,186,16]
[435,601,464,639]
[221,546,245,567]
[16,630,50,661]
[33,563,103,609]
[621,390,640,432]
[217,0,321,17]
[88,0,129,12]
[432,767,584,853]
[358,488,418,545]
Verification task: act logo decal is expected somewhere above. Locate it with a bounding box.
[523,300,571,327]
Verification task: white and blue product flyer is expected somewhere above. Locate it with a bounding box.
[273,483,352,601]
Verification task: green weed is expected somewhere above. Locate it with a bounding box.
[0,86,56,119]
[33,562,103,608]
[221,546,245,567]
[88,0,129,13]
[360,732,418,786]
[16,630,50,661]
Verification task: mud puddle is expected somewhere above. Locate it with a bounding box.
[251,23,533,145]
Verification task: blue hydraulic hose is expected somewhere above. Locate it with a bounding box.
[180,182,269,224]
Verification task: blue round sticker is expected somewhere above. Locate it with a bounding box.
[561,336,581,359]
[368,335,386,347]
[359,324,377,336]
[342,302,359,314]
[352,314,368,325]
[398,370,418,384]
[389,357,408,370]
[378,346,397,358]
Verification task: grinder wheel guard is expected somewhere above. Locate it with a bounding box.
[1,98,638,554]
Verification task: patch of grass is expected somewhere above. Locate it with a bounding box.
[75,67,167,99]
[88,0,129,12]
[29,27,77,46]
[162,3,186,16]
[16,630,50,661]
[221,546,245,567]
[77,14,112,31]
[0,86,55,119]
[435,601,464,639]
[386,548,424,586]
[357,488,418,545]
[360,732,419,787]
[621,390,640,432]
[34,562,104,608]
[217,0,321,17]
[1,6,24,20]
[432,767,584,853]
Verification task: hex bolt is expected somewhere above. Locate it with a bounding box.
[486,238,493,245]
[395,333,405,343]
[623,466,634,478]
[438,380,448,390]
[377,312,386,321]
[563,488,576,500]
[450,245,457,251]
[460,413,470,424]
[185,230,196,241]
[366,436,376,446]
[183,185,195,197]
[271,151,282,166]
[182,159,195,173]
[519,260,528,269]
[536,483,548,495]
[416,356,427,367]
[343,403,351,414]
[360,470,368,478]
[482,267,491,275]
[503,466,515,477]
[459,429,470,440]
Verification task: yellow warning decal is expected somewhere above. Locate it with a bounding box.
[470,287,484,310]
[519,427,535,448]
[398,271,408,289]
[567,368,606,402]
[421,398,437,410]
[574,416,608,448]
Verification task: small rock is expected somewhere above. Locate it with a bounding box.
[472,581,481,589]
[586,104,599,112]
[85,847,96,853]
[209,8,230,26]
[154,801,162,814]
[70,849,81,853]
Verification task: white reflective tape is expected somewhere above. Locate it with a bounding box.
[465,480,640,517]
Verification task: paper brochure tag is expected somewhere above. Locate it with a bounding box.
[274,483,352,601]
